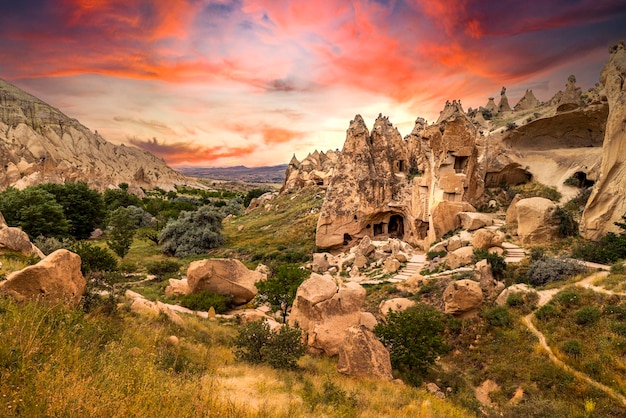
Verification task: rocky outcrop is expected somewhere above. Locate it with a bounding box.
[289,273,368,356]
[498,87,512,113]
[186,258,264,305]
[125,290,183,325]
[447,246,475,269]
[484,97,498,114]
[0,249,85,305]
[471,229,503,250]
[0,213,44,258]
[443,279,483,318]
[0,78,195,193]
[280,150,339,194]
[246,192,278,213]
[379,297,416,318]
[555,75,583,112]
[582,42,626,240]
[515,197,558,244]
[458,212,492,231]
[164,278,190,297]
[514,89,540,111]
[337,325,393,380]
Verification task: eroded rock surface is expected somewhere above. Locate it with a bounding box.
[337,325,393,380]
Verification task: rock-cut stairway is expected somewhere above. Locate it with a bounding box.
[391,252,426,282]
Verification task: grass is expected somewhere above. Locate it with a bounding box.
[0,297,472,417]
[594,272,626,292]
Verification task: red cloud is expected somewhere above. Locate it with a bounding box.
[230,123,304,145]
[128,137,256,165]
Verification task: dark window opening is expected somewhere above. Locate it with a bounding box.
[415,220,429,239]
[366,224,371,229]
[397,160,405,172]
[573,171,595,188]
[354,215,358,221]
[388,215,404,239]
[316,181,324,186]
[454,156,469,173]
[373,223,384,236]
[343,233,352,246]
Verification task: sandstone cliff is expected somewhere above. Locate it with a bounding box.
[280,149,338,194]
[582,42,626,239]
[0,78,195,193]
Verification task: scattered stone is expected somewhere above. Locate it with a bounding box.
[475,379,500,407]
[165,278,190,297]
[383,257,401,273]
[471,229,503,250]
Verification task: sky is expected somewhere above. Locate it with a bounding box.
[0,1,625,168]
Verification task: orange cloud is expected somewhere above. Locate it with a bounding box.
[128,137,256,165]
[230,123,304,145]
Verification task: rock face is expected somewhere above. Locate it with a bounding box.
[458,212,492,231]
[582,42,626,240]
[186,258,264,305]
[289,273,367,356]
[280,150,339,194]
[514,89,540,111]
[0,249,85,305]
[0,78,195,193]
[0,212,44,258]
[498,87,512,113]
[337,325,393,380]
[379,297,416,318]
[443,279,483,317]
[316,110,483,250]
[515,197,558,244]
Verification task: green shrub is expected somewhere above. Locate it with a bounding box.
[511,181,562,202]
[610,263,626,274]
[159,206,225,257]
[70,242,118,274]
[179,291,233,314]
[554,289,581,308]
[233,320,305,369]
[553,206,578,238]
[0,187,70,238]
[146,260,181,277]
[506,292,525,307]
[33,236,74,256]
[427,250,447,260]
[563,177,579,187]
[535,304,560,321]
[374,304,448,385]
[484,306,512,327]
[562,340,582,358]
[610,322,626,337]
[473,248,507,279]
[572,215,626,264]
[302,379,359,413]
[526,257,587,286]
[256,264,308,322]
[574,306,601,325]
[106,206,138,258]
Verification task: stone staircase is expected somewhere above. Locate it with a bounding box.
[502,242,526,263]
[391,252,426,282]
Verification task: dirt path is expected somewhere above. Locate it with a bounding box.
[522,269,626,406]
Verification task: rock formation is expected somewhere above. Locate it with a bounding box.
[443,279,483,318]
[0,211,44,258]
[186,258,264,305]
[484,97,498,114]
[337,325,393,380]
[498,87,512,113]
[515,197,558,244]
[513,89,540,111]
[280,150,339,194]
[555,75,583,112]
[0,249,85,306]
[582,42,626,240]
[0,78,195,193]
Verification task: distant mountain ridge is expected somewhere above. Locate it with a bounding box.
[176,164,288,183]
[0,78,196,193]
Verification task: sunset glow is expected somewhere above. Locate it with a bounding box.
[1,0,624,166]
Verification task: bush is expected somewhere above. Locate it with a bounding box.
[159,206,225,257]
[506,292,525,307]
[70,242,118,275]
[33,236,74,256]
[484,306,512,327]
[374,304,448,385]
[146,260,181,277]
[179,291,233,314]
[233,320,305,369]
[106,207,138,258]
[535,304,560,321]
[244,189,270,208]
[427,250,447,260]
[553,206,578,238]
[511,181,562,202]
[562,340,582,358]
[572,215,626,264]
[526,257,587,286]
[574,306,601,325]
[554,289,581,308]
[0,187,70,238]
[256,264,308,322]
[473,248,507,279]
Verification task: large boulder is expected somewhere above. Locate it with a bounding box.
[164,278,190,297]
[337,325,393,380]
[312,252,340,273]
[0,213,44,258]
[582,42,626,239]
[443,279,483,318]
[289,273,367,356]
[515,197,558,244]
[471,229,504,250]
[126,290,183,325]
[379,297,416,319]
[474,259,504,299]
[458,212,493,231]
[505,194,523,224]
[431,201,476,241]
[0,249,85,306]
[186,258,264,305]
[447,246,475,269]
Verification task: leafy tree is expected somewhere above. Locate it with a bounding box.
[39,182,105,239]
[256,264,309,322]
[553,206,578,238]
[0,187,69,238]
[158,206,225,257]
[179,291,233,314]
[106,207,137,258]
[70,242,118,275]
[233,320,305,369]
[374,304,448,385]
[244,188,269,208]
[103,185,142,211]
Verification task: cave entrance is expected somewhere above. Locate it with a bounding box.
[388,215,405,239]
[485,164,533,188]
[415,220,429,239]
[373,223,384,236]
[343,233,353,246]
[454,156,469,173]
[573,171,595,188]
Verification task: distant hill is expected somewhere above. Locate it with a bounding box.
[176,164,288,184]
[0,78,196,193]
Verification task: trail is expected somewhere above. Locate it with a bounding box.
[522,269,626,406]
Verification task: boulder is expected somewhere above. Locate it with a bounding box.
[431,201,476,241]
[458,212,493,231]
[312,252,339,273]
[515,198,558,244]
[356,235,376,257]
[379,297,416,319]
[337,325,393,380]
[353,254,368,269]
[0,214,45,258]
[474,259,504,299]
[164,278,190,297]
[471,229,503,250]
[0,249,85,306]
[126,290,183,325]
[447,236,463,252]
[506,194,523,224]
[443,279,483,317]
[447,246,475,269]
[186,258,264,305]
[359,312,378,330]
[383,257,401,273]
[289,274,366,356]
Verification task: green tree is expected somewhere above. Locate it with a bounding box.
[233,320,305,369]
[0,187,69,238]
[106,207,137,258]
[374,304,448,385]
[256,264,309,323]
[103,185,142,211]
[158,206,225,257]
[39,182,105,239]
[70,242,118,275]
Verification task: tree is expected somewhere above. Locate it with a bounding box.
[158,206,225,257]
[233,320,306,369]
[0,187,69,238]
[374,304,448,385]
[256,264,309,322]
[103,185,142,211]
[106,207,137,258]
[39,182,105,239]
